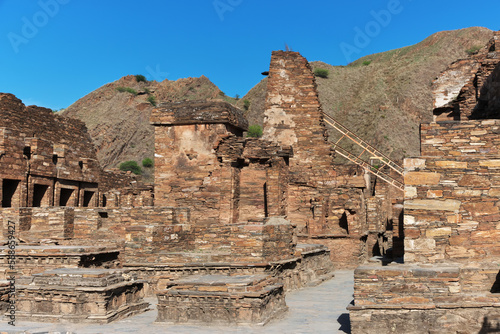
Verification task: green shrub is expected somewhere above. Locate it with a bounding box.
[147,95,157,106]
[247,124,263,138]
[243,99,251,111]
[314,68,329,78]
[142,157,153,167]
[116,87,138,95]
[135,74,147,82]
[466,45,482,55]
[362,60,372,66]
[119,161,142,175]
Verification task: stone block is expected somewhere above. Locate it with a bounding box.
[404,158,426,171]
[426,227,452,238]
[463,202,499,216]
[435,161,467,169]
[404,172,441,185]
[405,186,418,199]
[458,175,491,188]
[479,160,500,168]
[405,199,461,211]
[426,190,443,198]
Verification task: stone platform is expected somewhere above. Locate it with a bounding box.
[350,263,500,333]
[0,245,120,279]
[156,274,287,325]
[14,268,149,323]
[124,243,334,294]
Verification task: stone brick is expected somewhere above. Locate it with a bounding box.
[405,199,461,211]
[404,158,426,171]
[435,161,468,169]
[404,172,441,185]
[426,190,443,198]
[425,227,452,238]
[463,202,499,216]
[458,175,492,188]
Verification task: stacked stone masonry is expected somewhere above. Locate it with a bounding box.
[15,268,149,323]
[0,49,408,326]
[352,33,500,333]
[156,274,287,325]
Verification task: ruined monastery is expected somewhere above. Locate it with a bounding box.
[1,32,500,333]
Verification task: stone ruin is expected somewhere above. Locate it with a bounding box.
[350,32,500,333]
[0,48,405,326]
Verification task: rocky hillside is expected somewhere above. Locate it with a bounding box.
[64,75,228,170]
[241,27,494,161]
[65,27,494,172]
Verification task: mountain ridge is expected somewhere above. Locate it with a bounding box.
[64,27,494,172]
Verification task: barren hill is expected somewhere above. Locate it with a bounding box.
[64,75,225,169]
[65,27,494,172]
[241,27,494,161]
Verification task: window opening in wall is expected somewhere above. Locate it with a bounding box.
[83,191,94,207]
[23,146,31,159]
[52,154,58,165]
[102,194,107,207]
[59,188,74,206]
[78,161,84,169]
[33,184,49,207]
[339,211,349,233]
[2,179,20,208]
[98,212,108,218]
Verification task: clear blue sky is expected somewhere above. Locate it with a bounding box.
[0,0,498,110]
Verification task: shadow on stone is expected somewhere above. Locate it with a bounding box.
[479,316,500,333]
[337,312,351,333]
[490,271,500,293]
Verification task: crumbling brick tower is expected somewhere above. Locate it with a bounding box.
[262,51,338,235]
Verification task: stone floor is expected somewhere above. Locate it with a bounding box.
[0,270,354,334]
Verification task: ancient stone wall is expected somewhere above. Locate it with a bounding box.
[0,93,149,210]
[404,120,500,263]
[0,94,101,209]
[352,33,500,333]
[350,264,500,334]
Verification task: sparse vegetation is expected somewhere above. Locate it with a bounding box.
[466,45,482,55]
[135,74,147,82]
[144,88,151,94]
[116,87,138,95]
[243,99,251,111]
[235,94,240,100]
[362,60,372,66]
[314,68,329,78]
[147,95,157,106]
[247,124,263,138]
[119,160,142,175]
[142,157,153,167]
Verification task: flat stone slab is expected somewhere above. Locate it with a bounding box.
[17,268,130,288]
